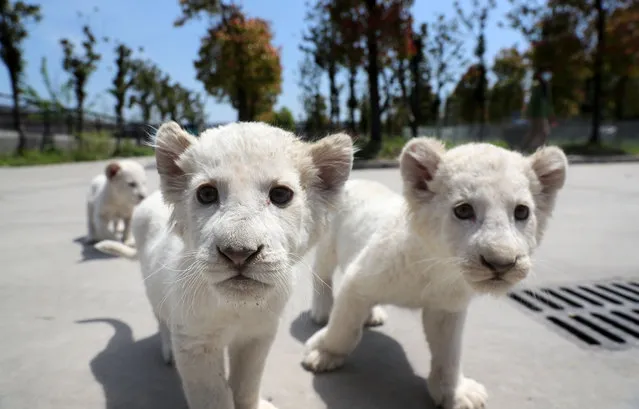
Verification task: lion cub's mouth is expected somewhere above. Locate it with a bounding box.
[229,275,251,281]
[218,274,271,291]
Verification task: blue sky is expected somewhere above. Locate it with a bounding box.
[0,0,526,123]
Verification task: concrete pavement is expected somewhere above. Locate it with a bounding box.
[0,158,638,409]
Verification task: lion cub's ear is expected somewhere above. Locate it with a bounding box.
[399,137,446,200]
[105,162,121,180]
[154,121,197,204]
[307,132,354,195]
[528,146,568,195]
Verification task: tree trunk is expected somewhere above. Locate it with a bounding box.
[115,110,123,154]
[589,0,605,145]
[10,73,26,156]
[328,62,339,127]
[76,97,84,148]
[409,34,422,139]
[397,59,415,139]
[237,87,250,121]
[40,106,52,152]
[365,0,382,153]
[435,85,444,137]
[347,65,357,134]
[409,62,420,139]
[475,64,487,142]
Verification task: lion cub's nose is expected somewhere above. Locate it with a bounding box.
[480,255,517,275]
[217,245,263,267]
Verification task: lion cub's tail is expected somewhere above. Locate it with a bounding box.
[94,240,138,260]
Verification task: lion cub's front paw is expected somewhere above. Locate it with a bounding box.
[161,343,173,366]
[428,376,487,409]
[309,308,330,326]
[301,348,345,373]
[364,305,387,327]
[301,328,346,373]
[258,399,278,409]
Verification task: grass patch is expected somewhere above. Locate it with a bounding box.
[560,142,639,156]
[0,135,154,167]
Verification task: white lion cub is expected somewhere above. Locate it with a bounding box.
[86,159,148,245]
[302,138,568,409]
[129,121,353,409]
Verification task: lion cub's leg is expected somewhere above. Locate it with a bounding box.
[86,202,97,244]
[158,320,173,365]
[95,213,117,242]
[229,323,279,409]
[121,217,135,246]
[311,237,386,327]
[172,332,234,409]
[310,236,337,325]
[422,307,488,409]
[302,274,375,373]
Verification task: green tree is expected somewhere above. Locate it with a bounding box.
[488,47,527,122]
[109,43,138,152]
[327,0,414,156]
[60,25,101,144]
[154,74,177,121]
[298,53,328,133]
[507,0,590,117]
[166,83,182,121]
[405,23,432,137]
[605,2,639,119]
[454,0,496,140]
[179,90,206,129]
[129,60,161,127]
[427,13,465,133]
[258,106,296,132]
[449,64,483,124]
[359,92,370,134]
[0,0,41,155]
[174,0,229,27]
[508,0,636,142]
[328,1,366,133]
[302,0,342,126]
[532,10,590,117]
[23,57,72,151]
[545,0,606,142]
[194,11,282,121]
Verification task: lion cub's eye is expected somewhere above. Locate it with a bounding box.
[453,203,475,220]
[514,204,530,221]
[269,186,294,206]
[196,185,219,205]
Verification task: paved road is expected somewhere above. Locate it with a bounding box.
[1,158,638,409]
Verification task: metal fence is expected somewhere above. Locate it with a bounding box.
[0,92,208,153]
[404,117,639,149]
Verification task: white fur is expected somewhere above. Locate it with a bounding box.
[131,121,353,409]
[93,238,138,259]
[302,139,568,409]
[86,159,148,245]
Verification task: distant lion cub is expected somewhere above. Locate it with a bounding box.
[86,159,148,245]
[302,138,568,409]
[126,121,353,409]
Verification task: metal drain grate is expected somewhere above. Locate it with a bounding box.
[507,279,639,350]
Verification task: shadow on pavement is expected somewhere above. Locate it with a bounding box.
[73,236,119,262]
[76,318,187,409]
[289,311,435,409]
